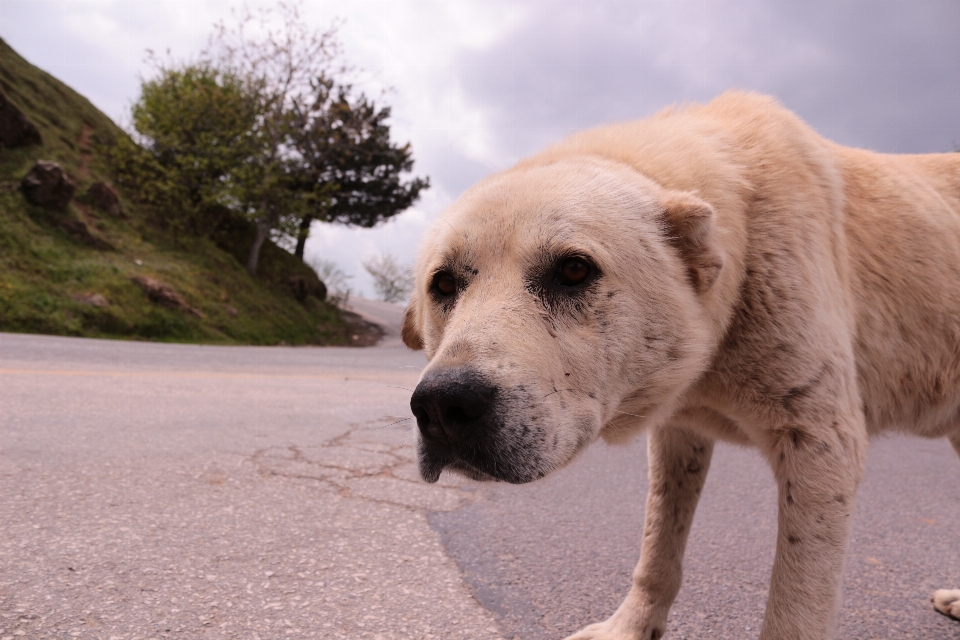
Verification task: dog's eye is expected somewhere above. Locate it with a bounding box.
[431,271,457,297]
[555,257,592,287]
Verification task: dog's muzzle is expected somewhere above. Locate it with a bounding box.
[410,366,522,483]
[411,366,549,484]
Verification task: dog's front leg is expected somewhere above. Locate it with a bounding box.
[565,425,714,640]
[758,416,867,640]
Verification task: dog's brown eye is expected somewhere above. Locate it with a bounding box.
[432,271,457,296]
[556,257,591,286]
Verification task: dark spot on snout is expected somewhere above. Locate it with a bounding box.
[411,367,496,446]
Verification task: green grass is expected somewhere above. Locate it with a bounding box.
[0,37,352,345]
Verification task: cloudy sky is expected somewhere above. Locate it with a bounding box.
[2,0,959,297]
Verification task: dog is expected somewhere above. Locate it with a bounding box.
[401,92,960,639]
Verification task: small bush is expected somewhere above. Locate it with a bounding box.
[362,253,412,303]
[310,258,353,308]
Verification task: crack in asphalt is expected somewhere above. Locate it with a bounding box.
[248,421,474,513]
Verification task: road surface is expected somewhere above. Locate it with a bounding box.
[2,304,958,639]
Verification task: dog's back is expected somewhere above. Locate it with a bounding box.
[836,147,960,437]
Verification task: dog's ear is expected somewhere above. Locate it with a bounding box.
[659,190,724,294]
[401,299,424,350]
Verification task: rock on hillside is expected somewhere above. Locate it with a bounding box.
[0,89,41,147]
[21,160,75,210]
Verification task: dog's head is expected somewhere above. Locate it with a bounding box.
[404,157,724,483]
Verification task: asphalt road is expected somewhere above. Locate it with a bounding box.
[0,318,501,640]
[433,434,960,640]
[2,306,959,640]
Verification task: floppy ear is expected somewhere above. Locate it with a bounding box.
[401,299,424,350]
[659,190,724,294]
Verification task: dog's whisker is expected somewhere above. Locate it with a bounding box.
[376,417,413,429]
[542,387,578,400]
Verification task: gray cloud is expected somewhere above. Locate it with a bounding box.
[420,143,501,201]
[456,0,960,164]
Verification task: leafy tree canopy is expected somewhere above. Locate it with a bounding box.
[290,77,429,257]
[110,1,428,276]
[110,65,258,240]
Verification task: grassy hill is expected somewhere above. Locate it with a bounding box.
[0,38,354,345]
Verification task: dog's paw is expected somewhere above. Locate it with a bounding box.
[563,620,664,640]
[933,589,960,620]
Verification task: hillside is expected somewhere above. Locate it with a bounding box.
[0,38,355,345]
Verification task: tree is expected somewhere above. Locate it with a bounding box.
[202,1,342,275]
[109,65,257,240]
[363,253,413,303]
[289,78,429,259]
[111,1,428,278]
[309,257,353,308]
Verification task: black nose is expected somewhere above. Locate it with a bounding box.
[410,368,496,444]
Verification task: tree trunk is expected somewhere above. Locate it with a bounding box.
[294,214,314,260]
[247,220,271,276]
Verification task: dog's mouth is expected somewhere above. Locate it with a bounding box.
[417,435,548,485]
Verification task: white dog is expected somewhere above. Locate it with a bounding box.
[401,92,960,639]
